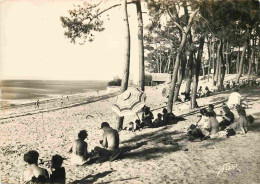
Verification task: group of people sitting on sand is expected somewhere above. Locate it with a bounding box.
[218,78,259,92]
[22,122,120,184]
[22,151,65,184]
[125,106,185,131]
[187,94,254,141]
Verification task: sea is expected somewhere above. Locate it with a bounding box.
[0,80,108,107]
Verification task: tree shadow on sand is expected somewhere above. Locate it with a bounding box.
[70,170,114,184]
[121,127,183,144]
[118,129,189,161]
[97,177,139,184]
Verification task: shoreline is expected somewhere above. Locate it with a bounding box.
[0,87,120,120]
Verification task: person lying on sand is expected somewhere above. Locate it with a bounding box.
[94,122,119,158]
[68,130,89,166]
[219,105,234,130]
[49,154,66,184]
[153,113,163,128]
[22,150,49,184]
[141,106,154,128]
[228,107,249,134]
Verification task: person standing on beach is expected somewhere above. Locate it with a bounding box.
[68,130,89,165]
[35,99,40,108]
[22,150,49,183]
[94,122,119,158]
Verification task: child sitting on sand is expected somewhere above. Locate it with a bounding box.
[22,150,49,183]
[141,106,154,128]
[197,86,203,98]
[153,113,163,128]
[204,86,212,97]
[206,111,219,135]
[125,122,135,131]
[187,124,205,141]
[208,104,216,118]
[49,154,66,184]
[219,105,234,130]
[228,107,249,134]
[68,130,89,166]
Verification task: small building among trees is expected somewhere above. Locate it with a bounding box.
[150,73,172,86]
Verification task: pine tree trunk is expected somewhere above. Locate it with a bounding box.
[202,59,205,78]
[185,53,193,95]
[247,47,254,80]
[226,41,230,74]
[191,36,205,109]
[117,0,131,131]
[136,0,145,91]
[236,47,240,73]
[173,55,186,102]
[207,38,211,82]
[217,41,222,88]
[220,40,226,89]
[214,39,220,85]
[212,40,215,85]
[167,8,200,113]
[236,41,247,83]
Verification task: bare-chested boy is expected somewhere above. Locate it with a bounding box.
[68,130,89,165]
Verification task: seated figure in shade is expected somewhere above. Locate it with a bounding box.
[94,122,119,158]
[208,104,216,118]
[124,122,135,131]
[141,106,154,128]
[226,81,230,90]
[153,113,163,128]
[187,124,205,141]
[162,108,185,125]
[22,150,49,183]
[68,130,89,165]
[231,80,236,88]
[180,91,191,102]
[219,105,234,130]
[197,86,203,98]
[50,155,66,184]
[228,107,249,134]
[204,86,212,97]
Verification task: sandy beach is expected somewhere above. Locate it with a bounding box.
[1,77,260,184]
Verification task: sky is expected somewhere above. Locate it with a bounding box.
[0,0,148,81]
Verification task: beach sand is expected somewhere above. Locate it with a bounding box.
[1,77,260,184]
